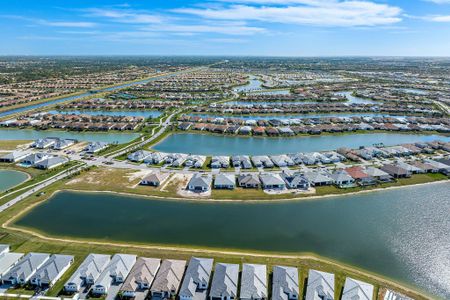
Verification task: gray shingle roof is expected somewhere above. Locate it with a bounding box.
[65,253,110,291]
[305,269,334,300]
[121,257,161,293]
[179,257,213,300]
[31,254,74,284]
[342,278,373,300]
[151,259,186,293]
[240,264,267,300]
[2,252,50,282]
[272,266,299,300]
[209,263,239,299]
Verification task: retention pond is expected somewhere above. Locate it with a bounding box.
[13,183,450,298]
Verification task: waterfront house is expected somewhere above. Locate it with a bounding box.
[270,155,295,167]
[0,151,29,163]
[260,173,286,190]
[303,171,333,186]
[53,138,76,150]
[185,155,207,168]
[381,289,413,300]
[128,150,152,162]
[209,263,239,300]
[141,172,167,187]
[145,152,168,165]
[409,161,438,173]
[393,161,423,174]
[363,167,392,182]
[211,156,230,169]
[150,259,187,300]
[120,257,161,298]
[423,159,450,175]
[214,174,236,190]
[281,170,309,190]
[179,257,214,300]
[32,138,56,149]
[342,278,374,300]
[21,153,50,166]
[240,264,267,300]
[238,174,261,189]
[231,156,252,169]
[34,156,68,170]
[30,254,74,287]
[188,173,212,192]
[64,254,111,293]
[305,269,334,300]
[272,266,299,300]
[0,252,24,278]
[92,254,137,295]
[0,245,9,255]
[345,166,376,186]
[380,164,411,178]
[2,252,50,285]
[330,169,355,188]
[85,141,109,154]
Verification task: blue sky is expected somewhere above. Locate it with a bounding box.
[1,0,450,56]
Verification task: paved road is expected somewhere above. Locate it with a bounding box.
[0,163,87,213]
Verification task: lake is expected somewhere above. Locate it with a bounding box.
[334,91,377,104]
[14,183,450,298]
[47,110,162,119]
[0,129,140,144]
[152,133,449,155]
[188,113,397,120]
[0,169,28,192]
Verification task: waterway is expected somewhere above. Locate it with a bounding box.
[14,183,450,298]
[188,113,396,120]
[47,110,162,119]
[0,129,139,144]
[233,76,264,92]
[152,133,449,155]
[0,170,28,192]
[335,91,377,104]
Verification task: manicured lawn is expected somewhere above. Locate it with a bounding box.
[0,140,32,150]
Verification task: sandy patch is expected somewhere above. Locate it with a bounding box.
[263,187,316,195]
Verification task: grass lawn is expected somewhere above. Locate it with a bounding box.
[0,140,32,150]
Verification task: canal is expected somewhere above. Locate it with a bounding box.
[0,169,28,192]
[47,110,162,119]
[13,183,450,298]
[0,129,140,144]
[152,133,449,155]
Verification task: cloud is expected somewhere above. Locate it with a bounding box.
[1,15,97,28]
[173,1,402,27]
[142,23,266,35]
[425,15,450,22]
[423,0,450,3]
[84,8,165,24]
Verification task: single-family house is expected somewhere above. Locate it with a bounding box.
[423,159,450,175]
[141,172,168,187]
[128,150,152,162]
[330,170,355,188]
[381,289,413,300]
[272,266,299,300]
[209,263,239,300]
[240,264,267,300]
[363,167,392,182]
[341,278,374,300]
[30,254,74,287]
[33,138,56,149]
[91,254,137,295]
[214,174,236,190]
[259,173,286,190]
[345,166,376,186]
[21,153,49,166]
[280,170,309,190]
[85,141,109,154]
[120,257,161,298]
[0,252,24,277]
[380,164,411,178]
[0,151,28,163]
[188,173,212,192]
[409,161,438,173]
[211,156,230,169]
[238,174,260,189]
[179,257,214,300]
[303,171,333,186]
[64,254,111,293]
[150,259,186,300]
[305,269,334,300]
[34,156,68,170]
[53,139,76,150]
[2,253,50,285]
[0,245,9,255]
[394,161,424,174]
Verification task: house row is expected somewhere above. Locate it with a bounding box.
[32,137,77,150]
[4,152,69,170]
[128,150,208,168]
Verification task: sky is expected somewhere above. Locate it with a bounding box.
[1,0,450,56]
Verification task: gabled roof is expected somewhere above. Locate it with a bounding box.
[342,278,374,300]
[188,173,212,188]
[259,173,285,186]
[214,174,235,186]
[95,254,136,288]
[179,257,213,298]
[209,263,239,298]
[240,264,267,299]
[305,269,334,300]
[0,252,24,276]
[151,259,186,293]
[272,266,299,300]
[31,254,74,283]
[364,167,389,177]
[3,252,50,281]
[121,257,160,292]
[65,254,110,288]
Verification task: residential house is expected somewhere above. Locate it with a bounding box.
[179,257,214,300]
[214,174,236,190]
[0,245,9,255]
[231,156,252,169]
[0,252,24,278]
[85,141,109,154]
[0,151,28,163]
[33,138,56,149]
[53,139,76,150]
[271,266,299,300]
[30,254,74,287]
[209,263,239,300]
[363,167,392,182]
[240,264,267,300]
[211,156,230,169]
[64,254,111,293]
[2,253,50,285]
[345,166,376,186]
[259,173,286,190]
[342,278,374,300]
[21,153,49,166]
[409,161,438,173]
[330,170,355,188]
[303,171,333,186]
[120,257,161,298]
[188,173,212,192]
[238,174,260,189]
[91,254,137,295]
[34,156,68,170]
[141,172,168,187]
[423,159,450,175]
[381,289,413,300]
[280,170,309,190]
[380,164,411,178]
[128,150,152,162]
[394,161,424,174]
[305,269,334,300]
[150,259,186,300]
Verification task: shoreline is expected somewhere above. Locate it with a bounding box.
[0,169,31,193]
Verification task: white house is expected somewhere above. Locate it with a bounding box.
[30,254,74,287]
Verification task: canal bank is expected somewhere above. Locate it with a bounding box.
[8,182,450,299]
